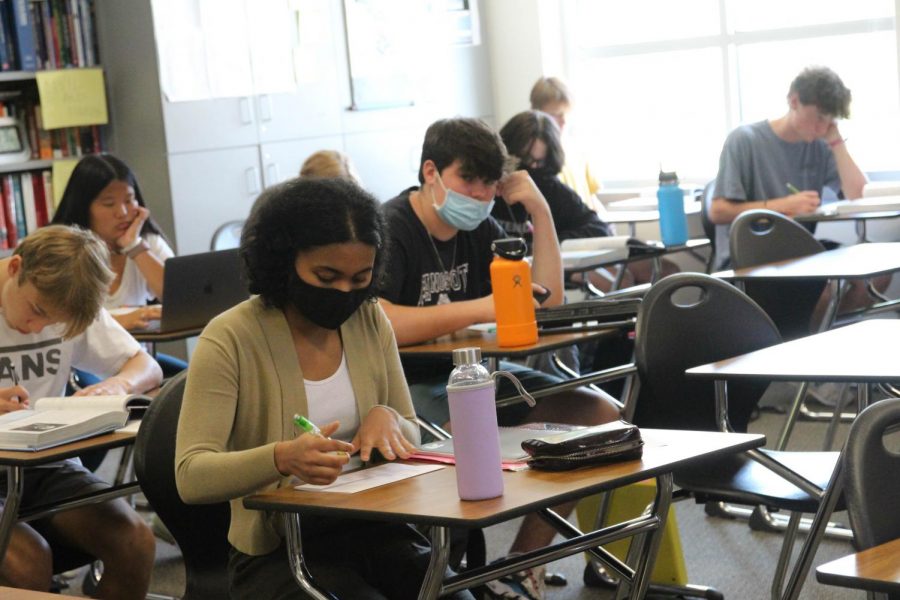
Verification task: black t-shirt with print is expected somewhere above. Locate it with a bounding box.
[381,187,507,380]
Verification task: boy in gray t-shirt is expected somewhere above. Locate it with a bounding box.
[709,66,866,269]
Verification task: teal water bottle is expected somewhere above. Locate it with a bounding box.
[657,170,688,246]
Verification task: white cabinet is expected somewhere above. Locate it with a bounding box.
[163,96,260,155]
[260,136,344,188]
[167,147,262,256]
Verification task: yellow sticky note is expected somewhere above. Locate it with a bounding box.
[36,68,108,130]
[52,159,79,207]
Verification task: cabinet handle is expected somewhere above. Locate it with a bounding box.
[245,167,261,195]
[239,97,254,125]
[259,95,272,122]
[266,163,280,185]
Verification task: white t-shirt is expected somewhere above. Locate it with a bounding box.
[304,352,360,443]
[105,233,174,309]
[0,307,141,399]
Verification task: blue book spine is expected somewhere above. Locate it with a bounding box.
[11,174,25,238]
[11,0,36,71]
[0,0,11,70]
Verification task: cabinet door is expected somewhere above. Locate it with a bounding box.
[260,136,344,188]
[163,97,260,154]
[167,146,262,256]
[343,128,422,202]
[256,89,344,144]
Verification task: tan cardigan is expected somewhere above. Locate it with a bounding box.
[174,296,419,555]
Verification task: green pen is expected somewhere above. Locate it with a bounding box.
[293,414,322,436]
[786,183,801,194]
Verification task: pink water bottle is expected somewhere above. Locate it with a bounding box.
[446,347,504,500]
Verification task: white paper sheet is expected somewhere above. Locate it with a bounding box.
[294,463,444,494]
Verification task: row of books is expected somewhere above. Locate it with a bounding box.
[0,0,97,72]
[0,98,103,159]
[0,168,53,249]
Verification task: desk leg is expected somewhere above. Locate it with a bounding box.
[615,473,673,600]
[855,219,868,244]
[283,514,338,600]
[779,457,845,600]
[0,466,23,566]
[419,526,450,600]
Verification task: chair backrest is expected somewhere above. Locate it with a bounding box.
[633,273,781,433]
[210,220,244,251]
[699,180,717,272]
[134,371,230,600]
[729,209,826,340]
[842,398,900,551]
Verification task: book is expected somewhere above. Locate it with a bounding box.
[11,0,37,71]
[815,196,900,216]
[412,423,584,465]
[0,394,150,451]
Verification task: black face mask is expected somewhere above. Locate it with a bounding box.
[287,273,372,330]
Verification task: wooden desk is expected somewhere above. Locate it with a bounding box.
[245,429,764,600]
[130,325,203,343]
[816,537,900,595]
[0,586,68,599]
[714,242,900,282]
[0,431,140,566]
[686,319,900,384]
[398,327,618,359]
[687,319,900,600]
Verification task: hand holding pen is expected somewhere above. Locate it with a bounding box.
[0,365,29,415]
[273,414,353,485]
[774,182,821,216]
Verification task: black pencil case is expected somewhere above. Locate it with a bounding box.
[521,420,644,471]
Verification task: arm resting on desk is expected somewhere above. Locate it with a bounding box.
[379,297,494,347]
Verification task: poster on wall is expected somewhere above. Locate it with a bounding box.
[342,0,422,110]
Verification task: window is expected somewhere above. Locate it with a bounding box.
[563,0,898,184]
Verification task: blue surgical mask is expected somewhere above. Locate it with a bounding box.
[431,172,495,231]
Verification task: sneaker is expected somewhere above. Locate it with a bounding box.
[484,560,545,600]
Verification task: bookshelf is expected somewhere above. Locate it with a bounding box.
[0,0,106,249]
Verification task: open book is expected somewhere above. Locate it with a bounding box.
[412,423,585,466]
[0,395,150,451]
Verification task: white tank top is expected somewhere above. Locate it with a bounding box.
[304,352,360,443]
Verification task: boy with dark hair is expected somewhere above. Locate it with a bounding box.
[709,65,867,268]
[379,117,620,600]
[0,225,161,598]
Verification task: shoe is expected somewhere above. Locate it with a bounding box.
[484,559,545,600]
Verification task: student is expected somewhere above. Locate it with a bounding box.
[530,78,675,289]
[709,65,867,268]
[529,77,600,209]
[299,149,362,184]
[175,178,473,600]
[0,225,161,598]
[379,117,620,600]
[52,154,173,331]
[51,154,186,378]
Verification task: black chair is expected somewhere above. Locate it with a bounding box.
[632,273,843,600]
[729,209,826,342]
[843,398,900,556]
[133,371,231,600]
[210,220,244,251]
[699,180,717,273]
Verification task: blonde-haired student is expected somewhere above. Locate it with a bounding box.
[0,225,161,598]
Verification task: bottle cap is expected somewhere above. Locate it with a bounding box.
[452,347,482,366]
[491,237,527,260]
[658,170,679,185]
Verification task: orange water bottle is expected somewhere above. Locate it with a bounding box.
[490,238,538,347]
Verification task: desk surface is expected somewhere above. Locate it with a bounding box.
[714,243,900,281]
[0,587,66,599]
[0,431,136,466]
[398,326,619,358]
[796,209,900,224]
[130,325,203,343]
[244,429,763,529]
[563,239,710,273]
[686,319,900,383]
[816,536,900,595]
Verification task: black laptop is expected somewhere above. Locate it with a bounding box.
[152,248,249,333]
